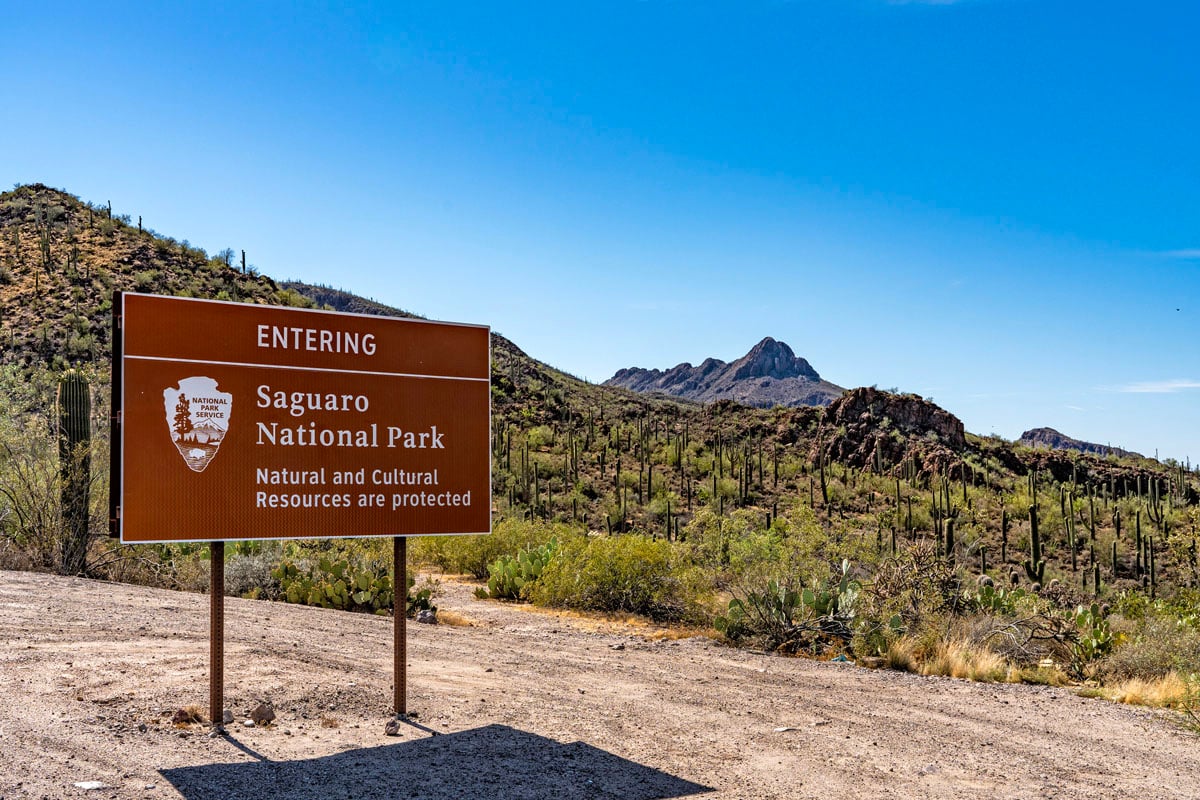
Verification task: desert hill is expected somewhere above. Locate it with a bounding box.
[1018,427,1142,460]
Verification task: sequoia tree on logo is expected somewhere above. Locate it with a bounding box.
[162,377,232,473]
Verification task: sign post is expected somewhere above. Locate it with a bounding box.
[210,542,224,728]
[110,292,490,725]
[394,536,406,715]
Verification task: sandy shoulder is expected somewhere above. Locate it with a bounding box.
[0,569,1196,800]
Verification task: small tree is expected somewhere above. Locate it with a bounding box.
[173,394,193,439]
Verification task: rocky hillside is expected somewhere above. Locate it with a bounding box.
[1018,427,1141,459]
[280,281,421,320]
[0,183,315,372]
[604,337,844,408]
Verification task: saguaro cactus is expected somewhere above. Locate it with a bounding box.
[57,370,92,575]
[944,514,956,563]
[1024,504,1045,584]
[1001,507,1009,563]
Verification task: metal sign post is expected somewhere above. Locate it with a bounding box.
[210,542,225,730]
[394,536,407,716]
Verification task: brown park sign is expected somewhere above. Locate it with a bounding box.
[111,293,491,543]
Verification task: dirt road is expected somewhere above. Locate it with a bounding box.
[0,569,1196,799]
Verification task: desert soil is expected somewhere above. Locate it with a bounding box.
[1,568,1197,800]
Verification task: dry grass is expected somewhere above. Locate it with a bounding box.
[918,639,1010,683]
[881,635,1072,686]
[1107,671,1192,709]
[171,704,207,726]
[435,610,475,627]
[1011,665,1071,687]
[1074,671,1200,734]
[883,637,916,672]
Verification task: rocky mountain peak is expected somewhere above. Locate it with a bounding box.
[730,337,821,382]
[603,338,842,408]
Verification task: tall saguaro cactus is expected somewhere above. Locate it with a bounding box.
[57,370,91,576]
[1024,504,1045,585]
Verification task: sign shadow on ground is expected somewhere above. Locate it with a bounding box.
[160,723,713,799]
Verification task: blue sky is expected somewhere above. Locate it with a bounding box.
[5,1,1198,461]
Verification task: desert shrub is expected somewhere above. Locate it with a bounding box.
[863,541,963,626]
[224,543,284,599]
[682,503,833,586]
[410,518,571,579]
[66,332,94,359]
[525,425,555,449]
[90,541,208,591]
[530,534,703,621]
[1096,616,1200,681]
[682,507,771,574]
[132,270,159,291]
[1111,590,1200,628]
[715,559,879,654]
[0,366,66,571]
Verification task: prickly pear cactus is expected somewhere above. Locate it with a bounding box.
[482,538,558,600]
[271,556,395,614]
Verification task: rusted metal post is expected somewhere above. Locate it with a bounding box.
[394,536,407,716]
[210,541,225,730]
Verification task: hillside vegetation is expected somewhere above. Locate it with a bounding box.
[2,183,1200,709]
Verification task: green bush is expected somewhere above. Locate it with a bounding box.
[530,534,703,621]
[132,270,159,291]
[410,518,570,579]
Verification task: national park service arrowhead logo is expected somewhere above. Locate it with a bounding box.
[163,377,232,473]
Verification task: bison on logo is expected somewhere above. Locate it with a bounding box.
[162,377,232,473]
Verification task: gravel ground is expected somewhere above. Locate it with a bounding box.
[1,568,1198,800]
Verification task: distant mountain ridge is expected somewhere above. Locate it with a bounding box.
[604,337,844,408]
[1017,427,1141,459]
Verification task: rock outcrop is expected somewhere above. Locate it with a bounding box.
[816,387,966,471]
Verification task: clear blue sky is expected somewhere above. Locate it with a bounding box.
[5,1,1198,462]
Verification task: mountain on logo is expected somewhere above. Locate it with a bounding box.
[181,422,227,446]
